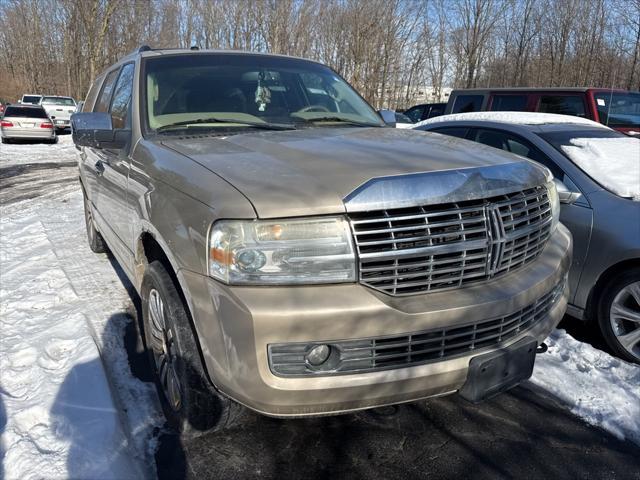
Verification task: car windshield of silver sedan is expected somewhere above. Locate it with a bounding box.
[144,54,384,133]
[3,106,48,118]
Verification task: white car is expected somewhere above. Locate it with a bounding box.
[40,96,77,131]
[1,104,57,143]
[19,94,42,105]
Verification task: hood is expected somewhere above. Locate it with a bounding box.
[161,127,549,218]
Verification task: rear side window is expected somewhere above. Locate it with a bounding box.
[490,95,528,111]
[451,95,483,114]
[94,69,120,112]
[538,95,586,117]
[427,104,445,118]
[4,106,48,118]
[109,63,135,129]
[429,126,469,139]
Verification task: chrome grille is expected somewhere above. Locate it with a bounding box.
[349,186,552,296]
[268,280,564,377]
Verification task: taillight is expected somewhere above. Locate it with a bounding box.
[40,122,53,129]
[1,120,13,127]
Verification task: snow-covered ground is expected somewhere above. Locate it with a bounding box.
[0,136,639,480]
[0,136,163,480]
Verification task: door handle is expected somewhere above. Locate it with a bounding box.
[95,160,105,176]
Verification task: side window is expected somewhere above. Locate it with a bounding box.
[109,63,135,129]
[451,95,484,114]
[404,106,425,123]
[538,95,586,117]
[490,95,528,111]
[94,68,120,113]
[83,77,104,112]
[430,127,469,139]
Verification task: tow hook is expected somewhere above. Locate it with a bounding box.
[536,342,548,354]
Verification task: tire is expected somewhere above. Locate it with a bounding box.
[49,136,58,144]
[1,137,9,144]
[82,191,107,253]
[141,261,243,437]
[597,268,640,364]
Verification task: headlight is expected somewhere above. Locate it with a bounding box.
[208,217,356,285]
[546,180,560,233]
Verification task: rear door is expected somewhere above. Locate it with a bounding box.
[534,93,588,119]
[95,63,136,272]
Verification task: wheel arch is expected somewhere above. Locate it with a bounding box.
[585,258,640,321]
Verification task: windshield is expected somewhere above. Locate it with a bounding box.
[41,97,75,106]
[538,128,640,199]
[21,95,41,104]
[143,54,383,132]
[594,91,640,128]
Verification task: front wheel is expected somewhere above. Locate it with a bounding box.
[141,261,243,437]
[597,268,640,364]
[82,191,107,253]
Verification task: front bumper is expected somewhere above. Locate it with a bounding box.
[181,224,571,417]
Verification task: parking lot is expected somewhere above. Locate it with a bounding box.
[1,136,639,479]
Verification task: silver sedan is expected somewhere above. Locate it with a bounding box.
[1,104,57,143]
[414,112,640,363]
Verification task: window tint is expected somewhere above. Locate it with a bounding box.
[429,126,469,139]
[538,95,586,117]
[110,63,135,129]
[490,95,527,111]
[427,104,445,118]
[471,128,564,178]
[94,69,120,112]
[451,95,483,114]
[21,95,41,104]
[404,105,425,123]
[4,106,48,118]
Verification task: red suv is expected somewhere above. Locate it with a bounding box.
[444,88,640,136]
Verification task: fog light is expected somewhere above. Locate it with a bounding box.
[306,344,331,366]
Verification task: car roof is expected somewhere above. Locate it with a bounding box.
[414,111,609,131]
[450,87,630,94]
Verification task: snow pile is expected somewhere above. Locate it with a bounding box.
[560,137,640,200]
[532,330,640,445]
[0,137,163,479]
[414,111,608,129]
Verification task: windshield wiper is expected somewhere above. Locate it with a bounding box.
[157,117,296,132]
[294,116,381,127]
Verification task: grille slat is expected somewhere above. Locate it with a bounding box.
[268,281,565,376]
[350,186,552,296]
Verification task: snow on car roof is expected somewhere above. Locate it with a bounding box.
[413,111,608,129]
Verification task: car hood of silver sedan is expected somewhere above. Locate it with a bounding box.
[161,127,550,218]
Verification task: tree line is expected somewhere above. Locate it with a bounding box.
[0,0,638,109]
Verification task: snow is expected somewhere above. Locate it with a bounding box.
[532,330,640,444]
[560,137,640,200]
[413,111,609,129]
[0,136,163,480]
[1,135,640,479]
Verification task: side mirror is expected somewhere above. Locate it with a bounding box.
[71,112,129,150]
[378,109,397,127]
[553,177,582,205]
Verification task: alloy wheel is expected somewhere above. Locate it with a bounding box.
[609,281,640,361]
[148,288,182,411]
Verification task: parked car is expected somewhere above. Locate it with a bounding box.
[444,88,640,136]
[71,47,571,435]
[1,104,57,143]
[403,102,446,123]
[40,95,77,131]
[19,94,43,105]
[414,112,640,363]
[0,102,5,115]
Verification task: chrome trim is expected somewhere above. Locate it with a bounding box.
[343,161,550,212]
